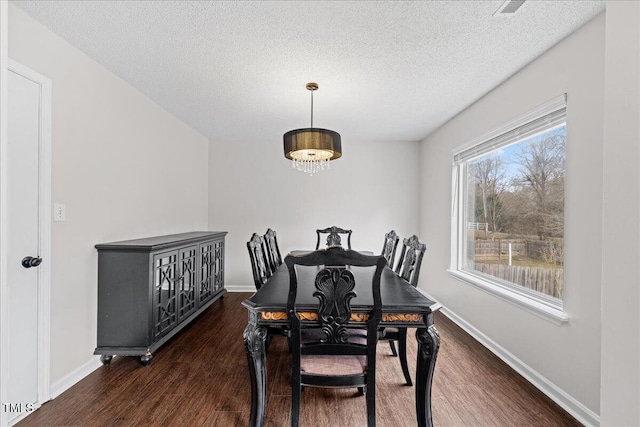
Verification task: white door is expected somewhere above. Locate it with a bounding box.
[6,61,51,425]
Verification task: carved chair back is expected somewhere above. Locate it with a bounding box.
[285,247,386,426]
[315,226,352,250]
[395,234,427,286]
[381,230,399,268]
[247,233,272,290]
[263,228,282,273]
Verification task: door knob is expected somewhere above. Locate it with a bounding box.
[21,256,42,269]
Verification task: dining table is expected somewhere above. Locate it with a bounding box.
[242,250,441,427]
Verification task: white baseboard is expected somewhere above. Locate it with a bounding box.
[439,305,600,427]
[226,285,256,293]
[49,356,102,399]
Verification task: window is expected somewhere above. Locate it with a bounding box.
[450,95,567,321]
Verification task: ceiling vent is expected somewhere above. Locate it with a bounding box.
[494,0,526,15]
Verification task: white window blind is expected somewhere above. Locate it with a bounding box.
[453,94,566,164]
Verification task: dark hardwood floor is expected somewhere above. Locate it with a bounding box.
[18,292,581,426]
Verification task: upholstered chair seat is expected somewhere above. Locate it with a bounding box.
[301,354,367,376]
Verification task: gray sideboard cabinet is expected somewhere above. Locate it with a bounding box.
[94,231,227,366]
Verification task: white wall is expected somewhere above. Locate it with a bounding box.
[419,12,605,422]
[8,4,209,384]
[208,138,420,289]
[600,2,640,426]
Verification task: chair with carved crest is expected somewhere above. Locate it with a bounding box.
[247,232,285,349]
[395,235,427,286]
[263,228,283,273]
[247,233,272,290]
[381,230,399,268]
[285,247,386,427]
[315,226,352,250]
[381,234,427,386]
[379,230,400,356]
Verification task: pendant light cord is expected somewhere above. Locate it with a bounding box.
[310,89,314,129]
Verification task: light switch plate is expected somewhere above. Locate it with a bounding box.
[53,203,66,222]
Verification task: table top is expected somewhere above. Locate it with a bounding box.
[243,256,437,317]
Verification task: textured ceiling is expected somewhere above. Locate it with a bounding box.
[13,1,605,143]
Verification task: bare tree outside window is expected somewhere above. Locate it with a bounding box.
[464,125,566,300]
[473,157,506,237]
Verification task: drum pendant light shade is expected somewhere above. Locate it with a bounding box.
[283,128,342,160]
[283,83,342,176]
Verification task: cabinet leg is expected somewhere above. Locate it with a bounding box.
[100,355,113,365]
[140,353,153,366]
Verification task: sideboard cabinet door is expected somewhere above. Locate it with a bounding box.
[198,240,215,306]
[198,237,225,307]
[153,251,178,339]
[213,239,225,294]
[177,245,198,322]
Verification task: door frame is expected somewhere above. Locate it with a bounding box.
[0,3,8,426]
[3,58,52,424]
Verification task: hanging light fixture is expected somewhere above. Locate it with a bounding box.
[283,82,342,176]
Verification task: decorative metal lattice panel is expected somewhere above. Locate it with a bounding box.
[199,242,214,305]
[214,240,224,292]
[153,252,177,338]
[178,246,197,321]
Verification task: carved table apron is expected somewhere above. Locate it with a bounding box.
[242,261,440,427]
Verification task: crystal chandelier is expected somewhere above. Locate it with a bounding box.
[283,82,342,176]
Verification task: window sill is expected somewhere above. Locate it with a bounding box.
[447,269,569,325]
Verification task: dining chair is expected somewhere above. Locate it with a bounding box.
[247,232,287,350]
[263,228,283,273]
[315,226,352,250]
[247,232,272,290]
[383,234,427,386]
[394,234,427,286]
[379,229,401,357]
[285,247,386,427]
[381,229,399,268]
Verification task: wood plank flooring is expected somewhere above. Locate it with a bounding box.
[18,292,581,426]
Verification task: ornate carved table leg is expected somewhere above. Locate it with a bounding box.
[415,313,440,427]
[244,311,268,427]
